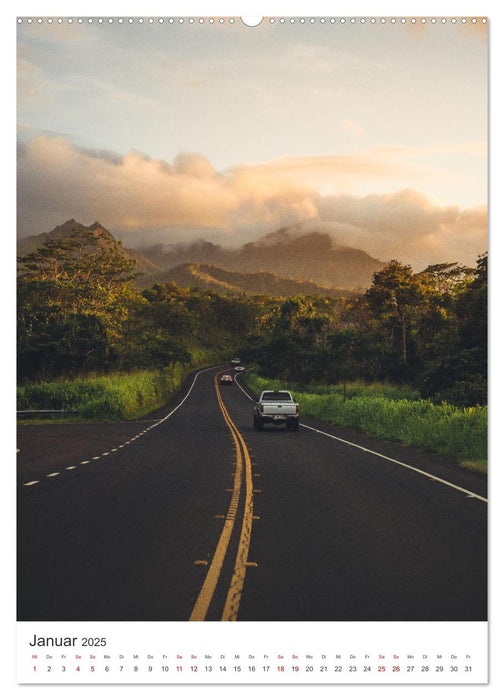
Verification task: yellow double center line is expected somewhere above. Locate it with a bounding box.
[189,373,255,621]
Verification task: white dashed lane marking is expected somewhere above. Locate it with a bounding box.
[21,365,220,488]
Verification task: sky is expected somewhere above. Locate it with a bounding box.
[16,14,488,269]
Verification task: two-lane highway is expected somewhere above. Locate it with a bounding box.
[17,366,487,622]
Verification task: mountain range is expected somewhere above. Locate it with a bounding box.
[163,263,356,298]
[17,220,384,295]
[138,228,383,290]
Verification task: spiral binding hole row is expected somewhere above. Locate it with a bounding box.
[17,17,487,26]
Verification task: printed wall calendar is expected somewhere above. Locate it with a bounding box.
[14,3,489,690]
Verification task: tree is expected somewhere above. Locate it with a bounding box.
[419,262,474,297]
[415,254,487,405]
[365,260,424,368]
[239,295,336,383]
[455,252,487,357]
[17,229,139,381]
[325,329,382,387]
[18,228,138,318]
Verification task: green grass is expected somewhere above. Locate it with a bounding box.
[287,379,420,401]
[246,371,487,468]
[17,369,184,420]
[17,346,228,421]
[459,459,487,474]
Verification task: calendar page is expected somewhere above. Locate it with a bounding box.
[13,0,492,692]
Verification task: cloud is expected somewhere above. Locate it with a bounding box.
[316,190,487,269]
[340,120,366,139]
[17,136,317,244]
[247,144,485,192]
[17,56,48,104]
[173,152,217,179]
[17,135,487,268]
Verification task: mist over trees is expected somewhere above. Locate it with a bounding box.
[17,229,487,407]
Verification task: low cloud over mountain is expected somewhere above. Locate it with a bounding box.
[18,219,384,291]
[17,135,487,270]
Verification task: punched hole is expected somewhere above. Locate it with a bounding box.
[241,16,263,27]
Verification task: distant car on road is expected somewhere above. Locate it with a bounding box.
[254,390,299,431]
[234,366,246,372]
[220,374,233,385]
[231,358,241,365]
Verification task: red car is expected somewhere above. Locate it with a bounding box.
[220,374,233,385]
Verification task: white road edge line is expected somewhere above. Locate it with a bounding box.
[20,365,223,488]
[300,423,487,503]
[155,365,221,425]
[234,374,487,504]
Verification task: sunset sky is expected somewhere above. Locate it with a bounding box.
[17,15,488,269]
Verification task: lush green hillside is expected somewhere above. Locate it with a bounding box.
[163,262,350,298]
[138,227,384,289]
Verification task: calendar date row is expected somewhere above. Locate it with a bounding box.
[33,663,475,674]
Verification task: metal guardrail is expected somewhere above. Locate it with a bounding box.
[17,409,78,415]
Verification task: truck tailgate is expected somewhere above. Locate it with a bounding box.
[261,403,297,415]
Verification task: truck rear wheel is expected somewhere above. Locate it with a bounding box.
[287,418,299,431]
[254,415,264,431]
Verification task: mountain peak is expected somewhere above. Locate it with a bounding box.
[18,220,385,291]
[18,219,116,258]
[138,226,384,290]
[57,218,81,231]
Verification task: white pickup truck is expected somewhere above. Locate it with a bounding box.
[253,390,300,431]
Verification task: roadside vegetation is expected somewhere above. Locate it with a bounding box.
[245,372,486,471]
[17,363,206,421]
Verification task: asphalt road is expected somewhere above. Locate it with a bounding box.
[17,365,487,622]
